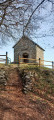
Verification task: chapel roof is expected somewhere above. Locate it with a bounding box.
[13,35,45,51]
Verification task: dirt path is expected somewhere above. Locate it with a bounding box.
[0,67,54,120]
[0,88,54,120]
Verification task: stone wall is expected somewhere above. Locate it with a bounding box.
[14,36,36,63]
[0,69,7,90]
[19,70,35,94]
[36,45,44,65]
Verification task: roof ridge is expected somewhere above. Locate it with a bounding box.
[13,35,45,51]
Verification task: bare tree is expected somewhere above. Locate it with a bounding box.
[0,0,54,46]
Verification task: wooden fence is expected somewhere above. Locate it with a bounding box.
[0,52,8,64]
[18,56,54,69]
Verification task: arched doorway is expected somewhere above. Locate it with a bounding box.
[23,53,29,63]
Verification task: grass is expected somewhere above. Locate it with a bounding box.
[0,63,54,96]
[0,63,53,70]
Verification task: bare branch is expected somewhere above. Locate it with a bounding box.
[0,0,54,46]
[24,0,46,32]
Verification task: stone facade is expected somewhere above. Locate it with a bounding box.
[13,36,45,64]
[36,45,44,65]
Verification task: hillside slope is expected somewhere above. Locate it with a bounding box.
[0,65,54,120]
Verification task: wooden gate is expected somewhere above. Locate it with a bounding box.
[0,52,8,64]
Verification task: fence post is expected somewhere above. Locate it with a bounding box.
[18,55,20,67]
[52,61,54,69]
[6,52,8,65]
[39,58,41,67]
